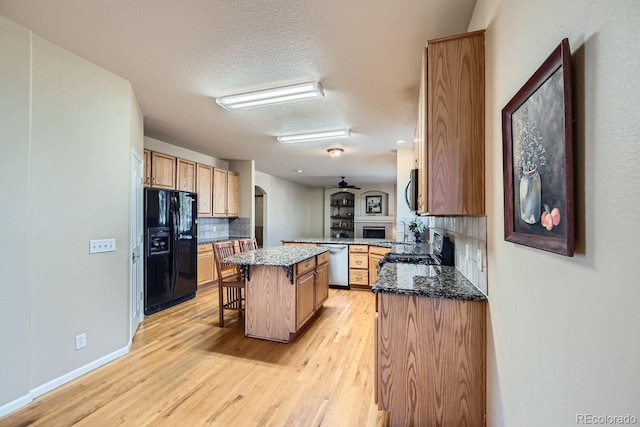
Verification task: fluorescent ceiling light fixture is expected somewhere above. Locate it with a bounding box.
[216,81,324,110]
[278,129,351,144]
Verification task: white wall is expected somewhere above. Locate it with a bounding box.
[254,171,322,247]
[0,15,31,409]
[469,1,640,425]
[0,15,142,414]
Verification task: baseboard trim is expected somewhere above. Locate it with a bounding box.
[0,394,32,419]
[0,342,131,418]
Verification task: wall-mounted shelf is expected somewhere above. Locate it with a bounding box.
[329,192,355,238]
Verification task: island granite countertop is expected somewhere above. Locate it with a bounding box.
[221,245,328,268]
[372,263,487,302]
[282,238,430,254]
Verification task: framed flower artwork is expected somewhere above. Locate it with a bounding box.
[502,38,575,256]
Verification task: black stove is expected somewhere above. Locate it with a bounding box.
[380,232,454,268]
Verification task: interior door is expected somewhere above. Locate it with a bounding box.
[130,149,144,341]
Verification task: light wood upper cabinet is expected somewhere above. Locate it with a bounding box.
[196,164,213,216]
[213,168,239,217]
[227,171,239,217]
[176,158,196,192]
[419,30,485,215]
[150,152,176,189]
[143,149,151,187]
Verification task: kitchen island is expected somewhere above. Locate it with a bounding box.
[221,246,329,343]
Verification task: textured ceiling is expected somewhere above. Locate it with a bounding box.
[0,0,477,188]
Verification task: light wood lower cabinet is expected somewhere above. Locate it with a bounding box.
[245,253,329,343]
[349,245,369,289]
[376,292,486,426]
[369,246,391,286]
[197,244,216,287]
[296,270,316,330]
[315,262,329,309]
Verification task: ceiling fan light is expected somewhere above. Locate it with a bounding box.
[216,81,324,110]
[327,148,344,158]
[278,129,351,144]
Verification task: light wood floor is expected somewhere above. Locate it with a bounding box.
[0,287,388,427]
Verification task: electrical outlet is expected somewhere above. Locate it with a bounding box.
[476,249,483,271]
[465,244,470,260]
[213,226,217,232]
[90,239,116,254]
[75,333,87,350]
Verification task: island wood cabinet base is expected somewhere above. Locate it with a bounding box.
[245,257,329,343]
[376,292,486,427]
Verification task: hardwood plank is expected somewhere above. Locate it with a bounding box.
[0,287,387,427]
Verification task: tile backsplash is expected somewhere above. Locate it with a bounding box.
[197,217,251,241]
[397,216,488,295]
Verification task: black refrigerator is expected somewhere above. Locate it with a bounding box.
[144,188,198,315]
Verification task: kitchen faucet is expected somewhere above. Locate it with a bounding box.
[398,220,408,242]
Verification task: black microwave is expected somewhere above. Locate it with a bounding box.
[405,168,419,211]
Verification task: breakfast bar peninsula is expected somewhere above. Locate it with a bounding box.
[221,246,329,343]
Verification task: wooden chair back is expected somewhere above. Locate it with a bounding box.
[213,240,241,280]
[238,238,258,252]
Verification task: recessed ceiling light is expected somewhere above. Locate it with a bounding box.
[216,81,324,110]
[296,170,303,173]
[395,139,406,144]
[327,148,344,158]
[278,129,351,144]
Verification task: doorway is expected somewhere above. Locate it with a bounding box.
[255,186,266,248]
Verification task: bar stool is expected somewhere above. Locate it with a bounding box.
[238,238,258,252]
[212,240,245,327]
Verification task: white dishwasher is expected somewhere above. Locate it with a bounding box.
[317,244,349,288]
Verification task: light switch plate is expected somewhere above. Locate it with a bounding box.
[90,239,116,254]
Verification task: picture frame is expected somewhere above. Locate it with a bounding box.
[365,195,382,214]
[502,39,574,256]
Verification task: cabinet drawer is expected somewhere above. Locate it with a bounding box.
[296,257,317,276]
[198,243,213,253]
[349,245,368,253]
[349,253,368,269]
[317,251,330,265]
[350,268,369,285]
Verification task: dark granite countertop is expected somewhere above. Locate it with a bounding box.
[372,263,487,302]
[221,246,328,268]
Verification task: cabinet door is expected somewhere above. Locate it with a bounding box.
[151,152,176,189]
[143,149,151,187]
[369,254,382,286]
[296,271,316,329]
[417,47,428,213]
[212,168,228,216]
[197,249,214,286]
[227,171,239,217]
[427,32,484,215]
[315,262,329,309]
[196,164,213,216]
[176,158,196,192]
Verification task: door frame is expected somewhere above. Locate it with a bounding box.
[130,148,144,342]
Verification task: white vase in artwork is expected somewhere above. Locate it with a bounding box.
[519,167,541,224]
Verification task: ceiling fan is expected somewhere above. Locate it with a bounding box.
[328,176,361,190]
